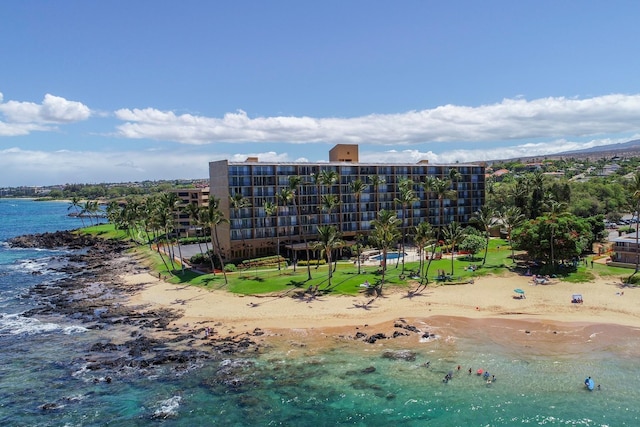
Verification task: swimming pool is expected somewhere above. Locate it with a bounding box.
[370,252,406,261]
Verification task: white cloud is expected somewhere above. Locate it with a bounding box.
[114,94,640,146]
[0,93,91,126]
[0,121,50,136]
[360,136,637,164]
[40,94,91,122]
[0,148,214,187]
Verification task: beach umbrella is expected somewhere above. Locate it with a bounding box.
[514,288,525,295]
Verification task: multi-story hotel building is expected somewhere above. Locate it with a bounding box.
[209,145,485,260]
[169,187,210,237]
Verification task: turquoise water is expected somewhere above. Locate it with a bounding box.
[371,252,405,261]
[1,199,639,426]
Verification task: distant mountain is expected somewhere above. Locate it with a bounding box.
[491,139,640,163]
[557,139,640,156]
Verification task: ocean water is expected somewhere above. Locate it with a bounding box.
[1,199,640,426]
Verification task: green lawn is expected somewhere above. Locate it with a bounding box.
[78,224,634,295]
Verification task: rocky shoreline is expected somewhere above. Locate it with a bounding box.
[8,231,264,393]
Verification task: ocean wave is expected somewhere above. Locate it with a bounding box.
[12,258,52,274]
[0,313,88,336]
[151,395,182,419]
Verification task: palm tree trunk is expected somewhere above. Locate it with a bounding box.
[298,204,312,281]
[424,243,437,285]
[483,235,489,265]
[451,248,455,275]
[275,208,281,271]
[632,204,640,276]
[208,232,217,275]
[155,240,173,275]
[379,248,387,294]
[175,237,185,275]
[213,225,228,284]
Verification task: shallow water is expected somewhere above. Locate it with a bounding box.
[1,199,639,426]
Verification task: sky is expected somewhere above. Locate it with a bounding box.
[2,0,640,187]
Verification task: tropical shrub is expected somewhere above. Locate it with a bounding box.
[224,263,237,272]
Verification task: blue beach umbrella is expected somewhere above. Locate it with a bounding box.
[514,288,525,295]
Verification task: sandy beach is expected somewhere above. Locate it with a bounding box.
[125,267,640,338]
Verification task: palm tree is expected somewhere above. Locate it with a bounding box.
[321,194,340,225]
[544,199,569,270]
[349,178,368,234]
[368,174,385,212]
[141,195,160,247]
[203,196,229,284]
[422,176,457,271]
[87,200,101,225]
[68,196,85,227]
[528,171,546,219]
[413,221,434,286]
[278,187,295,271]
[159,192,186,275]
[80,200,98,226]
[319,169,339,228]
[423,176,457,238]
[394,179,417,273]
[138,196,172,273]
[314,225,343,288]
[500,206,525,263]
[448,168,462,222]
[442,221,465,275]
[184,202,206,256]
[353,232,365,275]
[472,206,498,266]
[229,192,252,259]
[105,201,122,228]
[630,172,640,275]
[263,200,281,270]
[310,170,322,230]
[151,196,176,271]
[319,169,338,196]
[513,177,530,218]
[289,175,312,281]
[370,209,402,293]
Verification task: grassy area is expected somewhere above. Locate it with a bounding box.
[78,223,129,240]
[77,224,634,295]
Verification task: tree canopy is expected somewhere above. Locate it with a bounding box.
[512,213,594,264]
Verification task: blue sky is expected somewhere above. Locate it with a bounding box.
[2,1,640,187]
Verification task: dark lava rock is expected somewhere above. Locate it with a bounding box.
[8,231,100,249]
[365,333,386,344]
[394,322,420,333]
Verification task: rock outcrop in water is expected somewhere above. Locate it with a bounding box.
[8,230,98,249]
